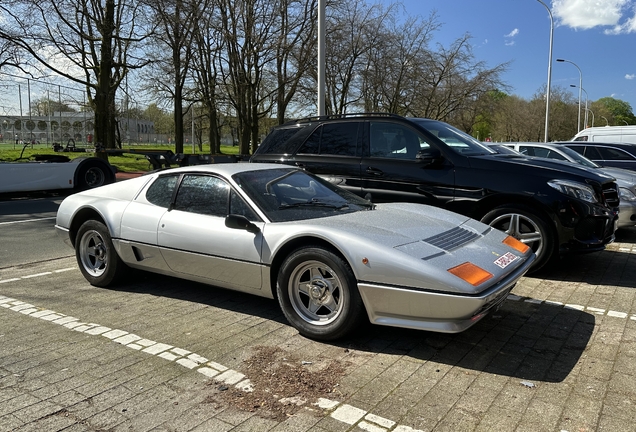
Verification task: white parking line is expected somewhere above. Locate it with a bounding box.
[3,268,634,432]
[0,216,56,225]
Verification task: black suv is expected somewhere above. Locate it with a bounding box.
[251,113,619,271]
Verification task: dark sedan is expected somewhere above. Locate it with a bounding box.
[555,142,636,172]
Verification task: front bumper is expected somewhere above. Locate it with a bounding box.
[356,255,534,333]
[55,225,73,248]
[555,199,618,254]
[618,201,636,228]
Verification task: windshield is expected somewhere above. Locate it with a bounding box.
[410,119,496,156]
[233,168,373,222]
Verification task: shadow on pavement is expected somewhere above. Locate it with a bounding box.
[108,269,592,385]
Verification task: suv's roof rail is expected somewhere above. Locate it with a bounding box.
[284,112,403,125]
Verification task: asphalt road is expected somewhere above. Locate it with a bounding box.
[0,195,73,269]
[1,196,636,431]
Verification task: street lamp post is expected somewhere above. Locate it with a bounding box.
[536,0,554,142]
[601,116,609,126]
[587,109,595,127]
[317,0,326,116]
[570,85,589,128]
[557,58,582,132]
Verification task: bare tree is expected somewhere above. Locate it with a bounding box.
[0,0,151,149]
[144,0,200,153]
[324,0,393,114]
[409,34,509,122]
[273,0,317,123]
[362,12,440,115]
[218,0,278,154]
[190,0,224,153]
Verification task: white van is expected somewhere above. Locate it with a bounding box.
[571,125,636,143]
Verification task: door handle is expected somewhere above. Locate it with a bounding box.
[365,167,384,176]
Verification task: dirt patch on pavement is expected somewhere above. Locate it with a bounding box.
[209,346,350,421]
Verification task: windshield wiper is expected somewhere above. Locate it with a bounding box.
[278,199,350,210]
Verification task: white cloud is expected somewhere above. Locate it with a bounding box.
[505,28,519,38]
[504,28,518,46]
[626,74,636,79]
[552,0,636,33]
[605,8,636,34]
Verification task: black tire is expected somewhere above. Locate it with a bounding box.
[75,220,127,287]
[77,161,110,190]
[277,246,366,341]
[480,205,555,273]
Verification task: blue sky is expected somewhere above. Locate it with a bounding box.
[391,0,636,112]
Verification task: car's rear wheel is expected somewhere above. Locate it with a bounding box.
[277,246,365,340]
[480,205,555,272]
[76,220,126,287]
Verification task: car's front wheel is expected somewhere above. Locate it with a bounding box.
[75,220,126,287]
[277,246,366,340]
[480,205,555,272]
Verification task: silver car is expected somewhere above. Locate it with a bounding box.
[55,163,535,340]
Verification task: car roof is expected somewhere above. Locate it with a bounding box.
[156,162,294,176]
[555,141,636,148]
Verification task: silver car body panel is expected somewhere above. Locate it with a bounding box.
[55,163,534,332]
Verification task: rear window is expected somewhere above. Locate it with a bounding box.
[257,126,308,154]
[597,147,635,160]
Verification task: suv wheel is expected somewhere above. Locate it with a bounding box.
[481,205,554,272]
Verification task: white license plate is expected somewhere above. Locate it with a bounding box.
[494,252,519,269]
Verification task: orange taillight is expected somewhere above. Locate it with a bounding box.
[448,262,493,286]
[503,236,530,254]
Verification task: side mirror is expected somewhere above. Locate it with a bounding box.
[416,148,442,165]
[225,214,260,234]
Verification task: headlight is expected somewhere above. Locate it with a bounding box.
[547,180,598,203]
[620,187,636,202]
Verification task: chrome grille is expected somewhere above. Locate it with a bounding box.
[424,226,480,251]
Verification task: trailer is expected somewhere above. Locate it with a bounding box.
[0,155,116,194]
[1,142,246,194]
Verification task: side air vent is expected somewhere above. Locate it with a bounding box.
[603,182,620,209]
[423,227,480,252]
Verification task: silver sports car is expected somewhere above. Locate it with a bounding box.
[55,163,535,340]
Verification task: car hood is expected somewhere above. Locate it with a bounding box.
[600,167,636,186]
[472,153,616,183]
[297,202,487,253]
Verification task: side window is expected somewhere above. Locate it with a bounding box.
[597,147,635,161]
[319,122,359,156]
[546,150,567,160]
[259,127,305,154]
[297,128,320,154]
[369,122,425,159]
[573,136,588,141]
[146,175,179,208]
[566,146,586,157]
[582,146,602,160]
[174,175,229,217]
[230,190,260,221]
[518,146,535,156]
